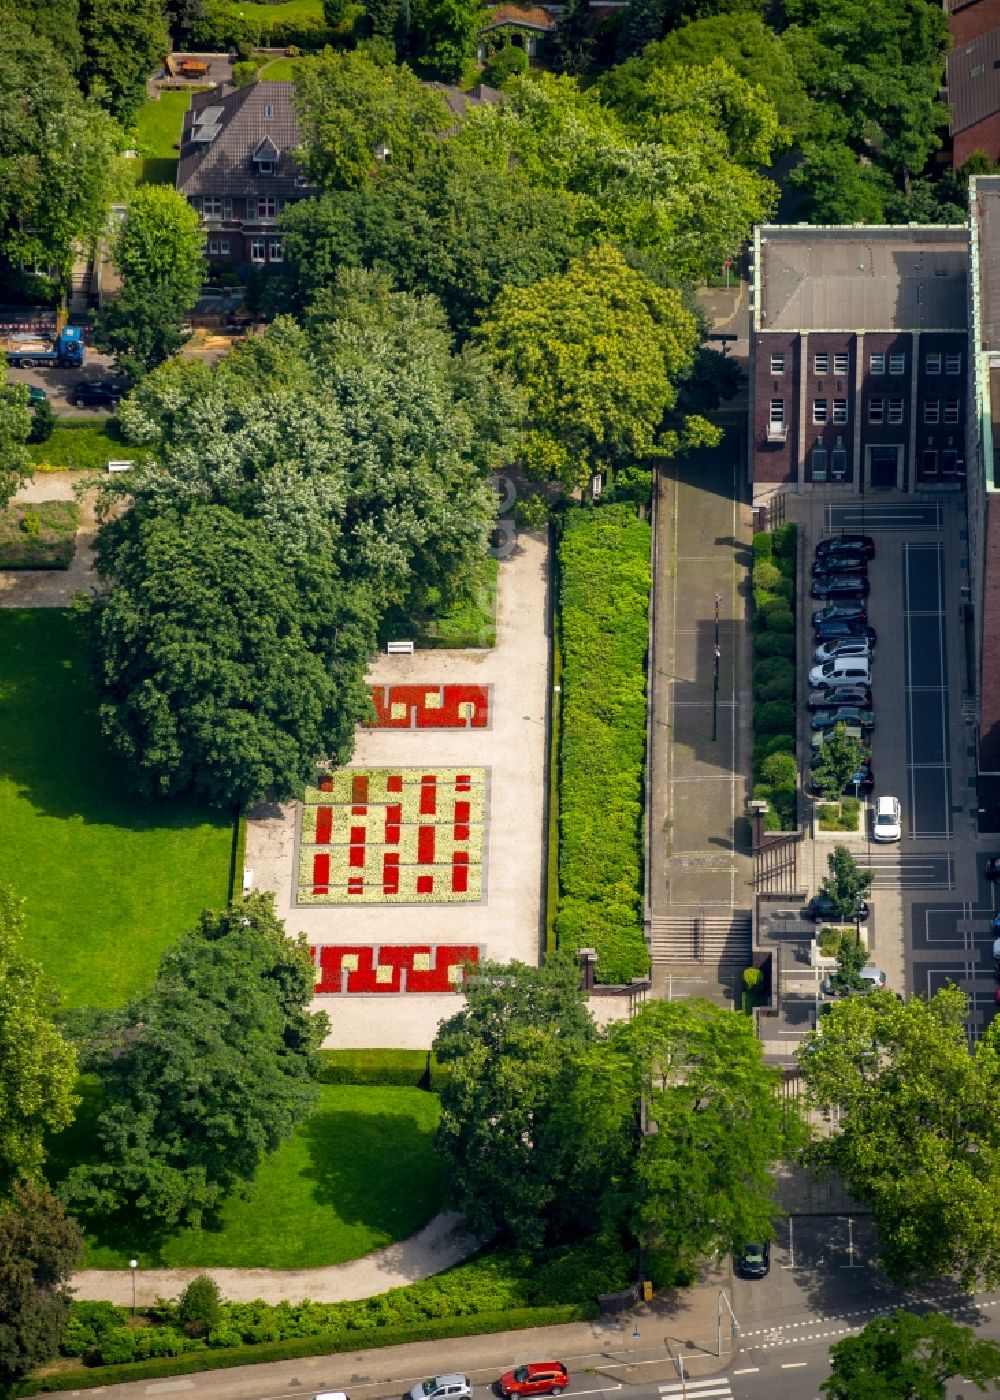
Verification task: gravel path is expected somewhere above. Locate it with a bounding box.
[71,1210,481,1306]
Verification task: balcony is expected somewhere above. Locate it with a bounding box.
[766,422,788,443]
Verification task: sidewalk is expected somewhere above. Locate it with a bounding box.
[47,1286,736,1399]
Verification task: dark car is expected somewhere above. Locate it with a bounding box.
[810,574,870,600]
[807,685,872,711]
[70,379,129,408]
[814,619,878,645]
[499,1365,570,1398]
[811,553,869,577]
[812,601,867,626]
[734,1242,770,1279]
[815,533,875,560]
[811,706,876,732]
[986,856,1000,881]
[26,385,47,404]
[807,893,871,923]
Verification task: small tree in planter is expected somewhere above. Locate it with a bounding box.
[812,723,869,801]
[819,844,873,924]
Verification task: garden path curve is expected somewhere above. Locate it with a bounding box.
[71,1210,482,1306]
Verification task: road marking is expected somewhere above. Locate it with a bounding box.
[732,1367,759,1374]
[658,1383,732,1397]
[780,1362,808,1369]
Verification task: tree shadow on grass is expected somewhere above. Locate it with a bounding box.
[299,1109,447,1238]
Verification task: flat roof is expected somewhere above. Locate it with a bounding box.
[974,178,1000,349]
[756,226,969,332]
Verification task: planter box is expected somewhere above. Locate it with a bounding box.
[812,799,863,839]
[811,928,869,969]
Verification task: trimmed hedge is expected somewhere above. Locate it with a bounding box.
[751,525,798,830]
[315,1048,449,1087]
[556,505,651,985]
[20,1306,595,1395]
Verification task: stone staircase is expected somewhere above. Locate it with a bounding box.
[648,910,753,971]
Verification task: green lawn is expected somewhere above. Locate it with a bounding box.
[259,57,303,79]
[49,1084,446,1269]
[0,611,233,1006]
[0,500,78,569]
[133,90,192,159]
[29,420,150,473]
[228,0,323,19]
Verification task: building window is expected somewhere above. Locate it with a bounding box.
[257,160,275,175]
[833,353,849,376]
[889,352,906,375]
[924,400,940,424]
[945,398,960,424]
[869,397,885,424]
[814,353,829,375]
[208,238,230,255]
[257,197,277,219]
[770,353,785,375]
[942,448,958,474]
[769,398,784,424]
[202,196,231,220]
[870,353,885,374]
[831,444,848,477]
[945,352,962,375]
[265,103,273,117]
[888,398,904,425]
[812,444,828,478]
[926,352,942,375]
[922,449,938,475]
[268,238,283,263]
[833,399,848,424]
[813,398,828,424]
[250,238,265,264]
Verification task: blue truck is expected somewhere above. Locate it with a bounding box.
[3,324,85,368]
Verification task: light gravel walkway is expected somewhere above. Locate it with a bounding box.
[71,1209,481,1306]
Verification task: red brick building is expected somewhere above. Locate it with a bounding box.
[947,0,1000,166]
[749,226,969,502]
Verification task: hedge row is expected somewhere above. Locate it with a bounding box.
[315,1048,449,1089]
[751,524,798,831]
[20,1306,595,1396]
[190,5,337,50]
[556,505,652,985]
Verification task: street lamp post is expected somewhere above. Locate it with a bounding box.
[129,1259,138,1317]
[712,593,721,742]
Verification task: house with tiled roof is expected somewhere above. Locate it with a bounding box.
[176,80,316,272]
[477,5,555,64]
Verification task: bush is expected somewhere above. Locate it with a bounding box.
[754,632,794,659]
[482,44,529,87]
[743,966,763,990]
[756,701,795,735]
[752,532,773,563]
[771,521,798,562]
[20,511,41,538]
[179,1276,222,1337]
[61,1302,129,1358]
[753,657,794,702]
[28,398,55,444]
[763,607,793,633]
[761,751,797,789]
[752,560,783,593]
[232,59,260,87]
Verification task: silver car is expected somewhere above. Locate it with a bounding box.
[410,1378,472,1400]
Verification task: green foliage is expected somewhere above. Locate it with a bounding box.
[482,44,529,88]
[60,1301,128,1360]
[479,245,713,488]
[743,966,763,990]
[817,798,860,833]
[0,888,79,1191]
[761,750,797,789]
[752,559,782,593]
[753,657,793,702]
[755,700,794,736]
[315,1048,433,1085]
[752,531,772,562]
[0,501,78,569]
[811,723,869,800]
[178,1276,222,1336]
[0,1181,83,1390]
[799,985,1000,1288]
[762,606,793,633]
[59,895,329,1231]
[823,1309,1000,1399]
[818,843,873,923]
[231,59,260,87]
[27,399,55,446]
[556,506,651,983]
[754,632,794,659]
[409,0,483,78]
[0,373,33,509]
[78,0,170,123]
[751,526,796,830]
[770,521,797,563]
[28,420,150,473]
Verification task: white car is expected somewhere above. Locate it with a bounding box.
[873,795,902,842]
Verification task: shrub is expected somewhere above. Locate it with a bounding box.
[482,44,529,86]
[232,60,260,87]
[62,1302,129,1358]
[763,607,794,633]
[756,701,795,735]
[28,398,55,444]
[752,532,773,563]
[754,632,794,659]
[20,511,41,538]
[771,521,798,562]
[743,966,763,990]
[761,751,797,789]
[753,657,794,702]
[179,1276,222,1337]
[98,1328,139,1366]
[752,560,782,593]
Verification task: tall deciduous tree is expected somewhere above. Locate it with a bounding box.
[0,886,78,1192]
[294,50,449,189]
[477,244,716,488]
[408,0,483,79]
[78,0,170,123]
[798,985,1000,1288]
[61,895,328,1229]
[0,1182,83,1391]
[811,722,869,801]
[94,185,206,380]
[89,503,376,807]
[0,374,32,511]
[823,1310,1000,1399]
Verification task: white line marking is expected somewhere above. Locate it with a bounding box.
[732,1368,759,1375]
[781,1362,808,1369]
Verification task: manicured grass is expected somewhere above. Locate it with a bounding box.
[28,421,150,473]
[229,0,323,18]
[258,57,302,79]
[0,501,78,569]
[49,1084,446,1269]
[0,611,233,1006]
[133,90,191,159]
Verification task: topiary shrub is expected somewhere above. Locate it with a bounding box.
[752,560,783,593]
[763,606,794,633]
[743,966,763,990]
[752,532,773,563]
[761,750,797,789]
[771,521,798,561]
[755,632,795,659]
[756,701,795,735]
[482,44,529,86]
[753,656,794,697]
[179,1275,222,1338]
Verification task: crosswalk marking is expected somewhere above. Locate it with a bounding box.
[658,1382,732,1399]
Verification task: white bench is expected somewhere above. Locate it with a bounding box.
[386,640,414,655]
[106,459,133,474]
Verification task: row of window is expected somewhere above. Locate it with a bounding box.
[207,237,283,262]
[770,351,963,377]
[771,397,963,427]
[196,196,285,221]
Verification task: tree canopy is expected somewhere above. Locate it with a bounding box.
[823,1310,1000,1400]
[818,843,874,923]
[0,1182,83,1391]
[0,372,32,511]
[61,896,328,1230]
[798,985,1000,1288]
[78,0,170,123]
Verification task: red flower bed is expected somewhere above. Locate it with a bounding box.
[366,684,491,730]
[310,944,481,993]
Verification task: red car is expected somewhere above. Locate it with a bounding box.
[499,1364,569,1397]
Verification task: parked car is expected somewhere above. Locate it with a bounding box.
[873,795,902,843]
[815,534,875,560]
[410,1379,472,1400]
[499,1364,569,1397]
[811,553,869,577]
[813,637,874,664]
[807,892,871,923]
[821,965,888,996]
[811,724,864,750]
[815,619,878,646]
[810,706,875,732]
[807,685,872,711]
[734,1242,770,1279]
[810,574,870,600]
[808,656,871,688]
[70,379,130,408]
[26,385,47,404]
[812,601,868,626]
[985,856,1000,880]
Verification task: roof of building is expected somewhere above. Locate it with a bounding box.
[176,81,314,201]
[973,176,1000,350]
[431,82,506,118]
[947,26,1000,133]
[754,226,969,332]
[480,4,554,30]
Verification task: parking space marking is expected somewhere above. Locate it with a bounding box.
[903,541,953,841]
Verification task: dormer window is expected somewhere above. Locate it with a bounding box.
[258,160,275,176]
[252,135,280,177]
